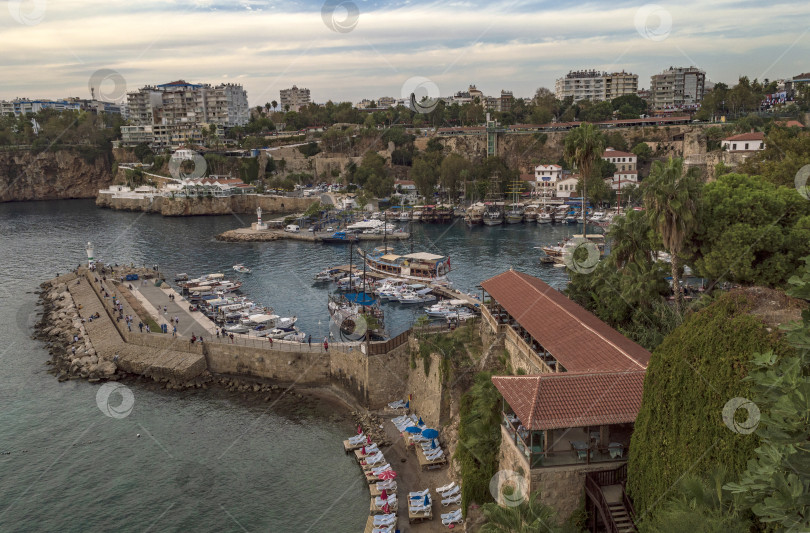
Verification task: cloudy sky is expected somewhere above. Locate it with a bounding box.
[1,0,809,105]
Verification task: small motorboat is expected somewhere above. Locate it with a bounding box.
[174,273,189,282]
[225,324,249,334]
[233,264,251,274]
[282,332,306,342]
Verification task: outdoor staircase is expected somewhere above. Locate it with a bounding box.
[585,465,637,533]
[606,499,636,533]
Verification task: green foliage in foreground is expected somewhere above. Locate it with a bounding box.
[688,173,810,288]
[722,261,810,530]
[457,372,502,514]
[637,468,753,533]
[627,291,792,515]
[481,490,581,533]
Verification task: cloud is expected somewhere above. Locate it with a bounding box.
[0,0,808,102]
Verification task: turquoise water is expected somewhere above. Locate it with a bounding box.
[0,200,577,532]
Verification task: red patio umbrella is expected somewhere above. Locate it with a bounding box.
[366,435,372,444]
[378,470,397,480]
[380,489,388,500]
[357,425,362,434]
[382,502,390,514]
[361,446,366,455]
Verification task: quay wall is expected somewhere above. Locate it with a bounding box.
[96,193,317,217]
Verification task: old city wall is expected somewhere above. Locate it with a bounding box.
[406,351,447,429]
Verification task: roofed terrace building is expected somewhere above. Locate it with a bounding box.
[480,269,648,530]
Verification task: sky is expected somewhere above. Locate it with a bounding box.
[1,0,809,105]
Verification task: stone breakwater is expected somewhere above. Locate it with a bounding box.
[32,266,415,411]
[35,274,118,382]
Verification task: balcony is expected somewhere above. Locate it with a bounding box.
[501,413,631,469]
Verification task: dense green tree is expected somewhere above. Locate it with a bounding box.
[737,126,810,187]
[688,173,810,287]
[631,142,653,164]
[364,173,394,198]
[628,292,790,514]
[723,262,810,531]
[578,100,613,122]
[410,152,442,198]
[643,157,702,310]
[439,153,472,199]
[611,94,647,117]
[354,151,386,181]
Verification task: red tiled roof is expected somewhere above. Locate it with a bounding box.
[481,270,650,372]
[395,179,416,185]
[492,372,646,430]
[776,120,804,128]
[723,132,765,142]
[519,173,535,181]
[603,149,636,158]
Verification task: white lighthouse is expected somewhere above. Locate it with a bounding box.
[85,242,95,265]
[252,206,268,230]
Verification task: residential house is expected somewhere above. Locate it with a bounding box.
[721,132,765,152]
[602,149,638,190]
[534,164,562,197]
[556,176,579,198]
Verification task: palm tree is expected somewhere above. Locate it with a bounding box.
[480,490,573,533]
[642,157,702,311]
[271,100,278,111]
[608,209,656,269]
[264,102,271,115]
[563,123,606,228]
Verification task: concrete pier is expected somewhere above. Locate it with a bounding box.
[216,227,411,243]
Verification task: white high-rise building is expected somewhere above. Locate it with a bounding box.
[279,85,311,112]
[650,67,706,110]
[555,70,638,102]
[122,80,249,148]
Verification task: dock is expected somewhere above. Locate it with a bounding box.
[331,264,482,307]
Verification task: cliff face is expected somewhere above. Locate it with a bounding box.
[0,150,112,202]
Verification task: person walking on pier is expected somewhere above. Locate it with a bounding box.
[308,335,312,348]
[172,325,177,337]
[138,322,143,333]
[323,338,329,352]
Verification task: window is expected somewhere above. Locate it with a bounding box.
[745,143,749,150]
[733,143,737,150]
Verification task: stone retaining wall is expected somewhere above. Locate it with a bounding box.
[96,193,317,216]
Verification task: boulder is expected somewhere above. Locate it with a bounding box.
[96,360,117,377]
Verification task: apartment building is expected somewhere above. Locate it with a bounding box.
[122,80,248,149]
[555,70,638,102]
[279,85,311,112]
[650,67,706,110]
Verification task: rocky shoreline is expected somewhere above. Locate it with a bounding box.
[35,276,118,382]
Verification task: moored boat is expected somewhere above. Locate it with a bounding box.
[360,247,452,283]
